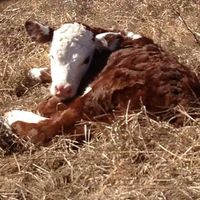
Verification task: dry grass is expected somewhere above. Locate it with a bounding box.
[1,0,200,199]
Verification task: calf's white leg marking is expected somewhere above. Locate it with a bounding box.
[4,110,48,128]
[28,67,49,82]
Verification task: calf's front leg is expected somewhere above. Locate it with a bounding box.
[4,98,83,144]
[37,96,69,117]
[4,110,56,143]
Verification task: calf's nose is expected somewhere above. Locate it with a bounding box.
[55,84,72,98]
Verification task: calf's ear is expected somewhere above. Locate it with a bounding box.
[95,33,123,52]
[25,20,54,43]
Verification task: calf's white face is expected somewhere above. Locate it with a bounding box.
[25,21,125,100]
[49,23,95,99]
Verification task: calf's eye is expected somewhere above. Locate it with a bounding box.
[83,56,90,64]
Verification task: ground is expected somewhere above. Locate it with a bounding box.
[1,0,200,199]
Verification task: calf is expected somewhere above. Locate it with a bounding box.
[25,21,123,99]
[3,21,200,144]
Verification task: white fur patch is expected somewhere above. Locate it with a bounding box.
[95,32,121,51]
[3,110,47,128]
[49,22,95,99]
[95,32,120,40]
[28,67,48,81]
[126,31,142,40]
[82,86,92,96]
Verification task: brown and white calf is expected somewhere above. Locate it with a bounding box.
[3,20,200,144]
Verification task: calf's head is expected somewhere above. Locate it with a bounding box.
[25,21,122,99]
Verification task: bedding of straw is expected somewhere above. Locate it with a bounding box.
[1,0,200,199]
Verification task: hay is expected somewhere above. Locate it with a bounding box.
[1,0,200,199]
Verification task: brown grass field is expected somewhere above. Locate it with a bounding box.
[1,0,200,199]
